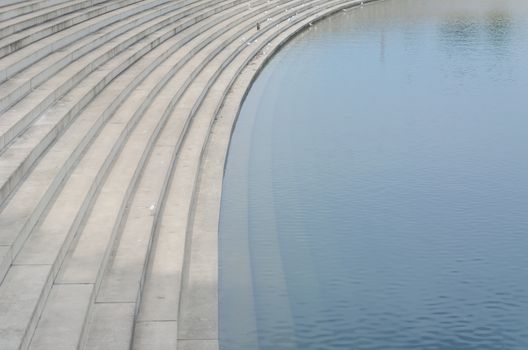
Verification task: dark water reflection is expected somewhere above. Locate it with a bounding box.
[220,0,528,349]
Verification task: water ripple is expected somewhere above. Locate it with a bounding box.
[220,0,528,349]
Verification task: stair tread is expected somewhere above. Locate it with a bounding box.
[28,284,93,350]
[83,302,135,350]
[132,321,178,350]
[0,265,52,350]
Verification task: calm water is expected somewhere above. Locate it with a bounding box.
[219,0,528,349]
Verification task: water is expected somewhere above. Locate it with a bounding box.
[219,0,528,349]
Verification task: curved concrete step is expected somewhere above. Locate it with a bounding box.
[0,0,116,40]
[0,0,151,59]
[55,0,285,287]
[94,0,305,305]
[138,1,350,349]
[0,0,72,22]
[0,0,40,8]
[27,0,310,346]
[0,0,182,110]
[0,0,250,281]
[0,0,256,291]
[82,0,357,348]
[0,0,175,84]
[0,1,277,348]
[27,2,296,348]
[0,0,245,206]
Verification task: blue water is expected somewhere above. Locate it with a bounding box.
[219,0,528,349]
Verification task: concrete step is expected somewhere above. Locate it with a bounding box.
[74,2,309,348]
[0,0,32,9]
[0,0,33,8]
[0,0,148,59]
[54,20,251,285]
[88,0,284,302]
[0,0,114,40]
[0,39,151,204]
[55,0,268,293]
[0,0,242,206]
[87,0,322,343]
[0,0,177,111]
[96,0,302,304]
[83,303,136,350]
[27,284,93,350]
[0,0,72,22]
[132,0,293,324]
[0,0,175,83]
[132,322,178,350]
[0,1,272,348]
[0,265,52,350]
[0,0,251,284]
[0,0,176,94]
[0,0,247,272]
[133,9,298,346]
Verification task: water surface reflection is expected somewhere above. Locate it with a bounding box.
[220,0,528,349]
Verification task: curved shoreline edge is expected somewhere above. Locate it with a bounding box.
[191,1,377,348]
[0,1,377,348]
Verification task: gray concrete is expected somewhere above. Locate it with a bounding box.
[133,321,178,349]
[0,0,375,348]
[83,302,136,350]
[28,284,93,350]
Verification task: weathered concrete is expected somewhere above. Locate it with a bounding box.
[0,0,376,348]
